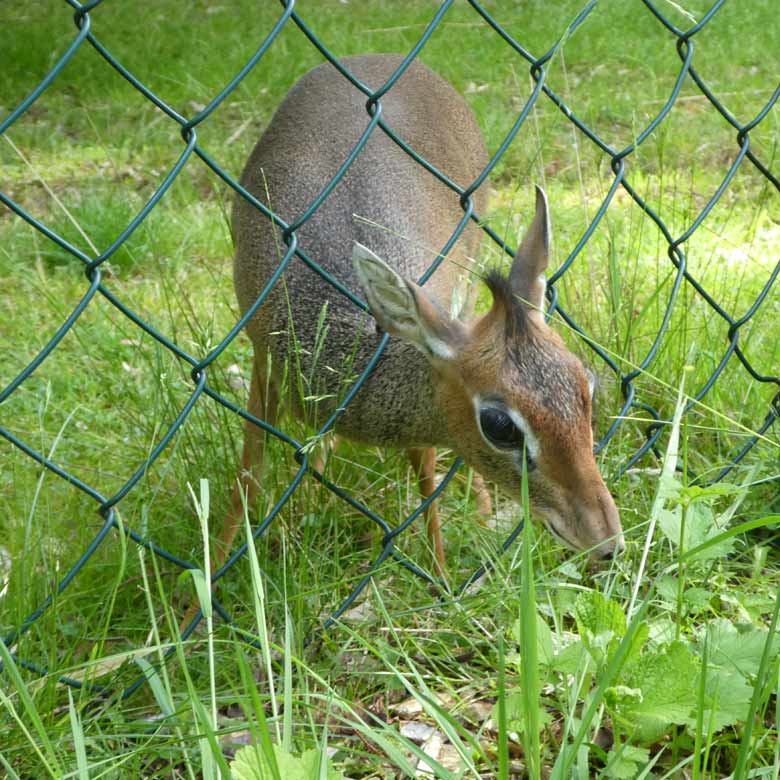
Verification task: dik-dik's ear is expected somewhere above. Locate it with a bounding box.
[509,185,551,315]
[352,243,465,362]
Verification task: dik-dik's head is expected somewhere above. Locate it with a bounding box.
[353,187,624,559]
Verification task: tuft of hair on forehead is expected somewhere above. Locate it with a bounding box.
[485,270,527,340]
[485,271,586,421]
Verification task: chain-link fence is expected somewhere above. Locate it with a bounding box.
[2,0,779,697]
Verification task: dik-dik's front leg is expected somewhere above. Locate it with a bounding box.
[471,471,493,518]
[407,447,446,577]
[407,450,493,578]
[215,356,279,569]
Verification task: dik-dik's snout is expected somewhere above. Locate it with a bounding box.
[577,486,624,560]
[540,473,624,560]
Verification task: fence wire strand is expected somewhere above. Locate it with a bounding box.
[1,0,779,696]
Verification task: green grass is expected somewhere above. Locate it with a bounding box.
[2,0,780,778]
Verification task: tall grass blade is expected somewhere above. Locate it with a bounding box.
[519,450,540,780]
[496,635,509,780]
[0,640,61,777]
[235,645,282,780]
[629,380,686,619]
[0,751,22,780]
[135,657,175,719]
[242,483,281,744]
[67,688,90,780]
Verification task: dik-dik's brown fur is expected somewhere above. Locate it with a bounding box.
[226,54,623,575]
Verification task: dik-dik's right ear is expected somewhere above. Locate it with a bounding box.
[352,242,465,363]
[508,185,551,317]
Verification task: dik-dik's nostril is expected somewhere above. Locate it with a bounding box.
[599,535,626,560]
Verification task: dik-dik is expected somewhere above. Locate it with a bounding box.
[228,54,624,573]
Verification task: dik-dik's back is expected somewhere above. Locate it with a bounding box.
[233,55,488,445]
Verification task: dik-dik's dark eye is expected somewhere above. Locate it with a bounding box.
[479,407,526,450]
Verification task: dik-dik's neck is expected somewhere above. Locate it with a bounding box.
[378,340,454,449]
[335,339,453,450]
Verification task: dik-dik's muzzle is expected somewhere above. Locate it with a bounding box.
[539,474,624,560]
[573,484,624,560]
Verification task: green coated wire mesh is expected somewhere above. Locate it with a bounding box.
[1,0,779,697]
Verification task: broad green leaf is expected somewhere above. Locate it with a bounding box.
[549,640,589,676]
[536,613,555,668]
[682,667,752,733]
[679,515,780,564]
[494,689,551,736]
[513,613,554,668]
[655,575,678,604]
[230,745,345,780]
[680,483,742,502]
[702,619,779,679]
[575,591,626,639]
[295,749,345,780]
[624,623,651,669]
[574,591,648,668]
[557,561,582,581]
[738,591,780,621]
[646,618,676,648]
[574,591,626,666]
[602,744,650,779]
[683,587,713,613]
[657,579,715,616]
[658,474,682,503]
[657,504,734,561]
[606,641,699,744]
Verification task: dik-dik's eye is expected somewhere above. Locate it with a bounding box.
[479,407,526,451]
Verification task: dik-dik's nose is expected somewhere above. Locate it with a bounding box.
[575,482,624,560]
[593,532,626,560]
[590,490,624,560]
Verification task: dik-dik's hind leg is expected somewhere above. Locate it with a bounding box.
[311,434,341,475]
[407,447,445,576]
[215,356,279,569]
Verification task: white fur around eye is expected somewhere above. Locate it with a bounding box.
[473,395,540,460]
[507,407,540,460]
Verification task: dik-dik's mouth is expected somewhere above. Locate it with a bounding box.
[537,507,623,560]
[537,509,579,552]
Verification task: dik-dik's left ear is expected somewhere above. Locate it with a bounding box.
[509,185,551,317]
[352,242,466,363]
